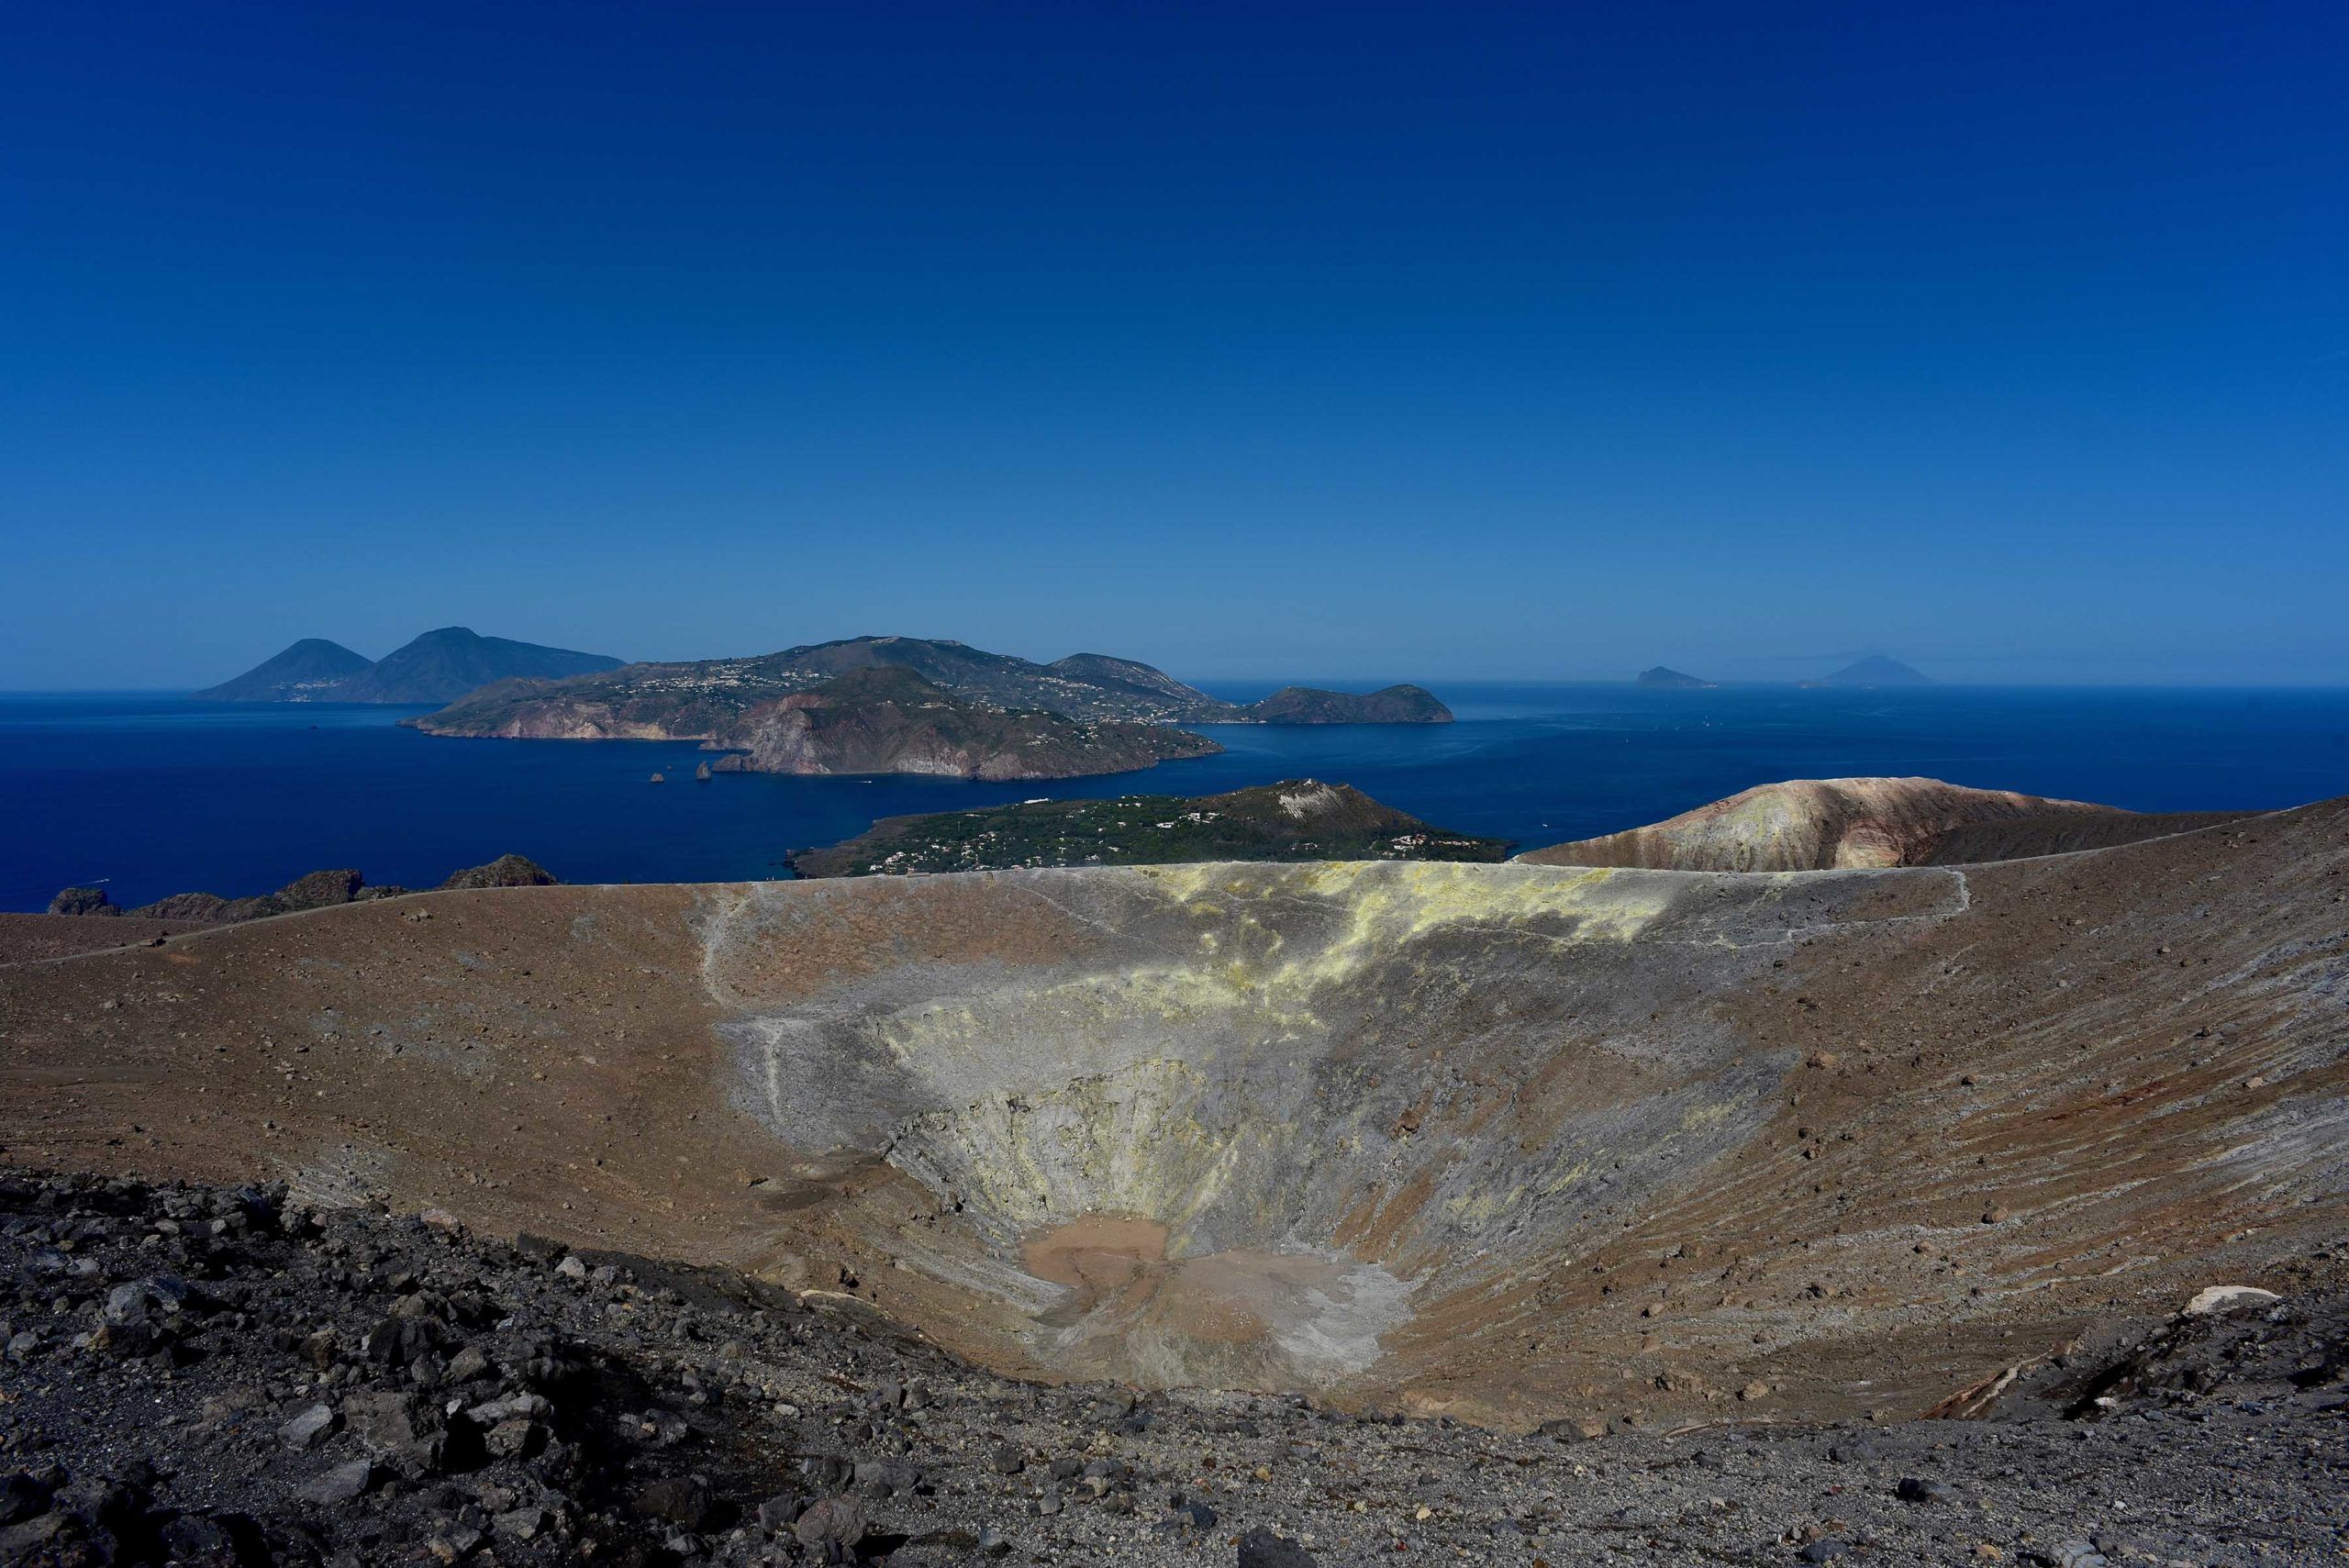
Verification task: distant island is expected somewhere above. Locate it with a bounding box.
[1247,684,1451,722]
[196,627,625,704]
[408,634,1453,779]
[1635,665,1717,690]
[788,779,1515,876]
[1805,654,1931,687]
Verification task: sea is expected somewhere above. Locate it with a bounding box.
[6,684,2348,914]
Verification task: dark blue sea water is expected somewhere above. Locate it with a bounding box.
[6,684,2348,913]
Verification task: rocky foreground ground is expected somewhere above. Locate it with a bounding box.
[2,1173,2343,1567]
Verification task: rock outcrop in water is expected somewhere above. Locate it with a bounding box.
[1518,776,2245,871]
[788,778,1512,876]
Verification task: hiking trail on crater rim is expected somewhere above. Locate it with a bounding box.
[4,790,2343,1440]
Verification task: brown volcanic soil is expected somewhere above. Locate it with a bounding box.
[1922,808,2250,864]
[0,912,204,965]
[1517,777,2227,872]
[2,803,2344,1440]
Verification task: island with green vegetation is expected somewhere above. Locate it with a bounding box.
[408,634,1454,778]
[413,634,1450,738]
[788,778,1514,876]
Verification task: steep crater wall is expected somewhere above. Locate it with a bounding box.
[702,862,1961,1389]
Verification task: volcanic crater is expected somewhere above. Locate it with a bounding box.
[3,800,2344,1434]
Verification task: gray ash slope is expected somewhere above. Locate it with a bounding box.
[4,1172,2343,1568]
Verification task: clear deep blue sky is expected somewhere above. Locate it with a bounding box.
[5,3,2344,688]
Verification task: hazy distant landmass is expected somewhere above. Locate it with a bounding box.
[790,778,1512,876]
[195,627,624,704]
[1809,654,1931,687]
[1634,665,1717,690]
[410,635,1449,777]
[190,637,376,701]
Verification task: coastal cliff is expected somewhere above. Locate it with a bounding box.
[710,667,1222,780]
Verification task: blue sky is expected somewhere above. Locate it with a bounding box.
[5,2,2344,687]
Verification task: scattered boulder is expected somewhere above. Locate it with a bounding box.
[1239,1528,1320,1568]
[2182,1284,2280,1317]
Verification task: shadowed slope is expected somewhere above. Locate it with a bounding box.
[2,801,2343,1430]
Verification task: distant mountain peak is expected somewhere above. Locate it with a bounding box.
[1815,654,1930,687]
[192,639,375,701]
[1636,666,1717,689]
[195,629,622,705]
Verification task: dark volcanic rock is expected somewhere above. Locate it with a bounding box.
[46,886,116,917]
[0,1171,2340,1567]
[438,854,560,890]
[273,868,365,912]
[126,891,237,922]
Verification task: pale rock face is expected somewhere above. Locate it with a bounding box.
[1520,776,2121,872]
[2181,1284,2281,1316]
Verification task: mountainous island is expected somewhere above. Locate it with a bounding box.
[195,627,624,703]
[1806,653,1931,687]
[1634,665,1717,689]
[409,635,1452,779]
[789,778,1514,876]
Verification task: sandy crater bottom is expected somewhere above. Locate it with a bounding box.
[1019,1213,1412,1391]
